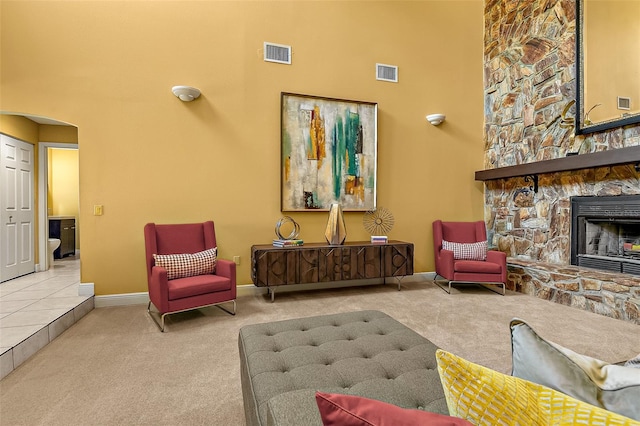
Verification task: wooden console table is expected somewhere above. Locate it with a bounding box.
[251,241,414,301]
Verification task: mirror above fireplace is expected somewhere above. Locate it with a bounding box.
[576,0,640,135]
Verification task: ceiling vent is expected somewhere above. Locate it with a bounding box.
[376,63,398,82]
[264,42,291,65]
[618,96,631,110]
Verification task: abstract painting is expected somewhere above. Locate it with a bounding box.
[281,93,377,211]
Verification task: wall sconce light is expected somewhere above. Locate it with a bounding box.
[172,86,201,102]
[426,113,446,126]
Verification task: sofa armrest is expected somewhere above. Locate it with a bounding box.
[215,259,236,282]
[486,250,507,283]
[436,249,455,280]
[149,266,170,313]
[486,250,506,263]
[215,259,237,296]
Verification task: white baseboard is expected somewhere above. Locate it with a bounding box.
[237,284,259,297]
[93,272,438,307]
[416,271,437,281]
[95,292,149,308]
[78,282,95,297]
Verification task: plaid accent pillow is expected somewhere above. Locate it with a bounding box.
[153,247,217,280]
[442,240,487,261]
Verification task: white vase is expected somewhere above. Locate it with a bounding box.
[325,203,347,245]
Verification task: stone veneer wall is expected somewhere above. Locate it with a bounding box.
[483,0,640,324]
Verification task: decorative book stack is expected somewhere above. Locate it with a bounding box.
[273,239,304,247]
[370,236,388,245]
[623,242,640,253]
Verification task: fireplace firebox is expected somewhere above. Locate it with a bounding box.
[571,195,640,275]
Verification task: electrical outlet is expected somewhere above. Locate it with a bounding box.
[93,205,103,216]
[233,256,241,265]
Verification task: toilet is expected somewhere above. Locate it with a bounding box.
[47,238,61,270]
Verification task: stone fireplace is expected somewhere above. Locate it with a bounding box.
[571,195,640,275]
[483,0,640,324]
[485,169,640,324]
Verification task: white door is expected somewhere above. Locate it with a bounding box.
[0,134,35,282]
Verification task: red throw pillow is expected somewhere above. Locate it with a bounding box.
[315,392,473,426]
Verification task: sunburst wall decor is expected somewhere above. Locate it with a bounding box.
[363,207,394,236]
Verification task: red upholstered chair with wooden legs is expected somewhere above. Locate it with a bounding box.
[432,220,506,295]
[144,221,236,331]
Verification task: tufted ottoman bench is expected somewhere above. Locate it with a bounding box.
[238,310,448,426]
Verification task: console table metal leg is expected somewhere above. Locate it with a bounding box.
[383,275,404,290]
[395,275,405,291]
[267,287,276,302]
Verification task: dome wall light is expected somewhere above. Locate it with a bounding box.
[426,113,446,126]
[172,86,201,102]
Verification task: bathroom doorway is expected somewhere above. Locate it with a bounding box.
[38,143,79,271]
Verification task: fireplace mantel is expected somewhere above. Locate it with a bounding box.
[475,146,640,181]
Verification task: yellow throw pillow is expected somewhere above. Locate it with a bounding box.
[435,349,640,426]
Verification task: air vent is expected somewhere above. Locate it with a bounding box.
[376,63,398,82]
[618,96,631,110]
[623,262,640,276]
[578,256,622,273]
[264,42,291,65]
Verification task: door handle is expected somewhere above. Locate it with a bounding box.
[8,215,12,223]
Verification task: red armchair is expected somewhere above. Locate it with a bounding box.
[144,221,236,331]
[432,220,506,295]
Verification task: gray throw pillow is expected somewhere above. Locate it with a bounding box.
[510,318,640,421]
[625,354,640,369]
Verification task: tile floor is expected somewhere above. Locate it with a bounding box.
[0,255,94,380]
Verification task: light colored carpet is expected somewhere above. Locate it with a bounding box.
[1,279,638,425]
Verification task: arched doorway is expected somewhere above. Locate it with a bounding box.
[0,112,78,279]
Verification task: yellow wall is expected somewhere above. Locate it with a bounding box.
[1,1,485,295]
[48,149,78,218]
[48,148,80,248]
[40,125,78,144]
[584,0,640,122]
[0,115,39,144]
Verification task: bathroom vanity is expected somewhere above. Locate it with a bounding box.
[49,216,76,259]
